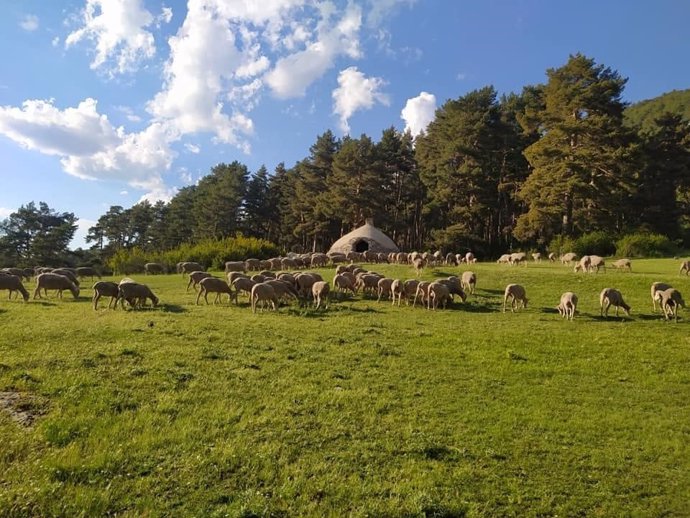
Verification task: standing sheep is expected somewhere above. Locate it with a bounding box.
[557,292,578,320]
[186,271,213,292]
[503,284,528,313]
[532,252,542,262]
[76,266,101,281]
[34,273,80,300]
[679,261,690,276]
[548,252,557,262]
[0,274,30,302]
[412,257,426,277]
[428,281,451,310]
[658,288,685,322]
[589,255,606,273]
[560,252,578,265]
[144,262,166,275]
[117,281,159,309]
[461,271,477,295]
[312,281,330,310]
[651,282,673,312]
[196,277,235,305]
[599,288,630,318]
[376,278,394,302]
[250,283,279,313]
[390,279,404,307]
[92,281,119,310]
[612,258,632,271]
[574,256,591,273]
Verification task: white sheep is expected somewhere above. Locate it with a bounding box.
[465,252,476,264]
[412,257,426,276]
[589,255,606,273]
[117,280,159,309]
[557,292,578,320]
[265,279,300,303]
[548,252,557,262]
[599,288,630,318]
[231,277,257,302]
[509,252,527,266]
[92,281,119,310]
[658,288,685,322]
[0,274,30,302]
[438,276,467,302]
[574,255,591,273]
[503,284,528,312]
[224,261,246,273]
[34,273,80,300]
[390,279,404,306]
[679,261,690,276]
[497,254,511,264]
[186,271,212,292]
[427,281,451,310]
[403,279,420,306]
[461,271,476,294]
[333,273,356,297]
[560,252,578,265]
[532,252,542,262]
[196,277,234,305]
[413,281,431,308]
[179,262,204,276]
[612,258,631,271]
[251,283,278,313]
[312,281,330,310]
[651,282,673,312]
[377,278,394,302]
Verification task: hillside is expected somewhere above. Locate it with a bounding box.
[624,88,690,131]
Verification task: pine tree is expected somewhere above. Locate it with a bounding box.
[193,162,248,240]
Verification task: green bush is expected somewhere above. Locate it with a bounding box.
[572,231,616,257]
[547,235,577,256]
[615,233,678,258]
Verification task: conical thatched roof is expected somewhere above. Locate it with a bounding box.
[328,219,399,255]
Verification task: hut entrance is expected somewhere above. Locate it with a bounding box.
[354,240,369,253]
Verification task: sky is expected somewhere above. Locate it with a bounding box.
[0,0,689,249]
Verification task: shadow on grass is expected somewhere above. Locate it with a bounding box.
[479,288,504,295]
[430,270,457,278]
[540,307,560,314]
[158,304,186,313]
[455,302,496,313]
[30,300,57,307]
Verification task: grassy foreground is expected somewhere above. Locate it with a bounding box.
[1,258,689,517]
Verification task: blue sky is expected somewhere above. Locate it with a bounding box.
[0,0,688,249]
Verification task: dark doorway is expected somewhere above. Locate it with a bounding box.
[354,240,369,253]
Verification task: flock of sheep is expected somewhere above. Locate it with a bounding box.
[1,251,688,321]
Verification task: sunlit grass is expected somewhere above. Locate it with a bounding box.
[1,258,689,516]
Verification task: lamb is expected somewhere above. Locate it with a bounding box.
[461,271,477,295]
[612,258,632,271]
[658,288,685,322]
[0,274,29,302]
[574,256,591,273]
[34,273,80,300]
[117,280,159,309]
[196,277,234,305]
[312,281,330,310]
[186,271,212,292]
[390,279,404,306]
[560,252,578,265]
[679,261,690,275]
[589,255,606,273]
[76,266,101,280]
[651,282,673,312]
[144,262,165,275]
[557,292,578,320]
[599,288,630,318]
[250,283,278,313]
[92,281,119,310]
[503,284,528,313]
[427,281,451,310]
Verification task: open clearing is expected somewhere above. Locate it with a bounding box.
[1,258,689,516]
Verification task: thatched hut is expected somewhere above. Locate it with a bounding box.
[327,219,400,254]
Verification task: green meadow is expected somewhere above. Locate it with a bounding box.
[1,259,689,517]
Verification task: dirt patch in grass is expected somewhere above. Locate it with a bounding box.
[0,391,47,427]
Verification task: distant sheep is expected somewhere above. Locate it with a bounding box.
[144,262,165,275]
[612,258,631,271]
[509,252,527,266]
[589,255,606,273]
[557,292,578,320]
[679,261,690,276]
[186,271,212,292]
[412,257,426,276]
[560,252,578,265]
[224,261,246,273]
[92,281,119,310]
[0,274,29,302]
[548,252,557,262]
[34,273,80,300]
[574,256,591,273]
[659,288,685,322]
[651,282,673,312]
[532,252,542,262]
[497,254,511,264]
[503,284,528,313]
[76,266,101,280]
[599,288,630,318]
[179,262,204,276]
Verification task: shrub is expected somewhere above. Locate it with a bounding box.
[615,233,678,258]
[547,235,577,256]
[572,231,616,257]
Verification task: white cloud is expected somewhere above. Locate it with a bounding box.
[332,67,389,134]
[138,186,177,204]
[0,97,176,191]
[20,15,39,32]
[52,36,61,47]
[366,0,416,27]
[70,218,97,249]
[158,7,173,25]
[265,2,362,98]
[401,91,436,137]
[65,0,163,76]
[184,143,200,154]
[120,190,128,195]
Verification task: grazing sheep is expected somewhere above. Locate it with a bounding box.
[428,281,451,310]
[196,277,234,305]
[186,271,212,292]
[231,277,257,302]
[557,292,578,320]
[532,252,542,262]
[312,281,330,310]
[465,252,476,264]
[403,279,420,306]
[679,261,690,276]
[390,279,404,307]
[612,258,631,271]
[509,252,527,266]
[574,255,591,273]
[244,258,261,271]
[355,273,382,297]
[560,252,578,265]
[377,278,394,302]
[52,268,80,287]
[0,274,29,302]
[651,282,673,312]
[461,271,477,295]
[589,255,606,273]
[659,288,685,322]
[226,271,249,285]
[599,288,630,318]
[117,280,159,309]
[144,262,165,275]
[251,283,279,313]
[548,252,557,262]
[265,279,300,303]
[1,267,30,281]
[310,253,328,268]
[438,277,467,302]
[76,266,101,281]
[497,254,511,264]
[503,284,528,313]
[413,281,432,308]
[295,273,321,299]
[225,261,246,273]
[332,273,355,297]
[444,253,457,266]
[92,281,119,310]
[412,257,426,276]
[251,274,270,284]
[34,273,80,300]
[180,262,204,276]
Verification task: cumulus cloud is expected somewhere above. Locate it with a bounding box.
[70,218,97,249]
[265,2,362,98]
[184,143,200,154]
[401,91,436,137]
[20,15,39,32]
[0,97,175,192]
[366,0,416,27]
[332,67,389,134]
[65,0,168,75]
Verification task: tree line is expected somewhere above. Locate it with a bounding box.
[2,54,689,267]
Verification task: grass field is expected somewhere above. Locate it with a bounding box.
[1,259,689,517]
